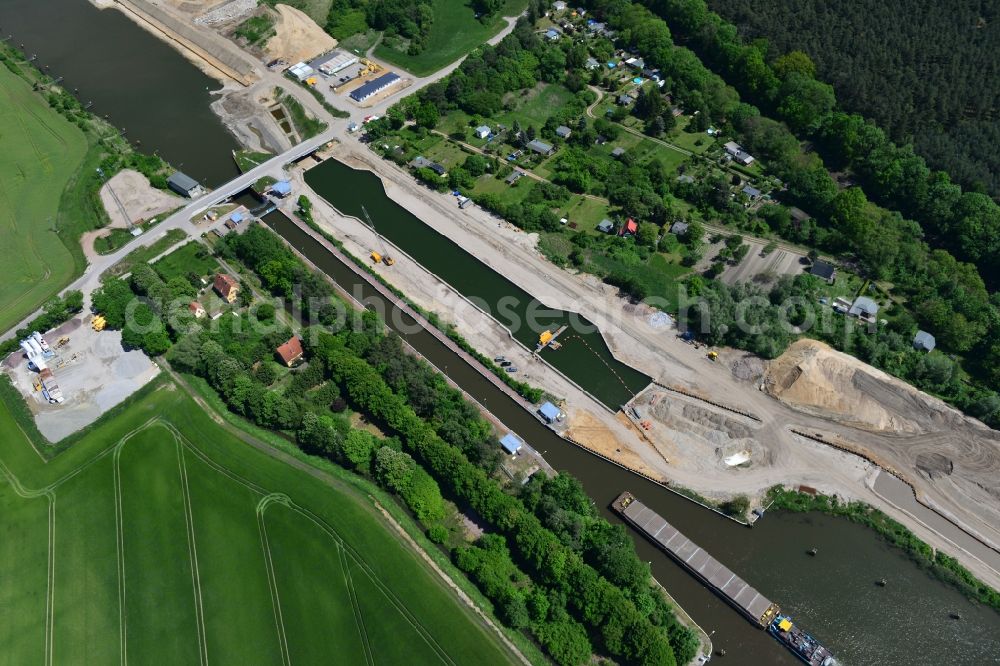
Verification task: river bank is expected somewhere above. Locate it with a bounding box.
[296,144,1000,597]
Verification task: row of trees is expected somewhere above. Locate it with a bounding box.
[640,0,1000,292]
[319,336,691,665]
[705,0,1000,199]
[0,291,85,358]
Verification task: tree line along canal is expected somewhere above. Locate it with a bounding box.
[6,2,1000,661]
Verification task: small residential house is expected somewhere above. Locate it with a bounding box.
[617,93,634,106]
[611,147,626,158]
[849,295,879,323]
[628,57,645,70]
[809,260,837,284]
[597,219,615,233]
[474,125,491,140]
[409,155,432,169]
[544,28,561,41]
[741,185,762,199]
[167,171,200,198]
[526,139,554,156]
[585,57,600,70]
[621,218,638,236]
[555,125,572,139]
[670,221,690,235]
[913,330,936,352]
[538,401,563,423]
[230,211,245,225]
[724,141,755,166]
[789,207,812,228]
[276,335,304,367]
[189,301,206,319]
[213,274,240,304]
[552,0,567,10]
[505,170,523,185]
[676,174,695,184]
[429,162,448,177]
[500,432,524,455]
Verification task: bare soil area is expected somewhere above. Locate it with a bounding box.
[99,169,180,229]
[264,4,336,64]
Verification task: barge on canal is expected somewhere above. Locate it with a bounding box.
[613,491,779,627]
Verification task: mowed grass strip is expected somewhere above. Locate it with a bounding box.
[0,480,49,666]
[180,449,284,665]
[263,503,368,664]
[118,426,202,664]
[51,456,120,665]
[152,241,219,282]
[374,0,527,76]
[0,65,88,331]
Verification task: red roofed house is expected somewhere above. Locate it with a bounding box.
[621,217,638,236]
[214,273,240,303]
[276,335,304,367]
[189,301,206,318]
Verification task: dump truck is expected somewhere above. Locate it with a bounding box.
[92,315,106,332]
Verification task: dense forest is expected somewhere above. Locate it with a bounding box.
[705,0,1000,197]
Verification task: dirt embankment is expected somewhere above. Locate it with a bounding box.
[763,339,939,435]
[264,5,337,64]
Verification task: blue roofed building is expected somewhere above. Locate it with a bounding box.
[538,401,563,423]
[500,432,524,455]
[271,181,292,197]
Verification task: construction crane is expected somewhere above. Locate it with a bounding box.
[361,205,394,266]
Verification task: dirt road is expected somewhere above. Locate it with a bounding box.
[305,143,1000,591]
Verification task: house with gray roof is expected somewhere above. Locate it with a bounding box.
[913,330,936,352]
[849,295,880,322]
[555,125,572,139]
[526,139,554,155]
[597,219,615,233]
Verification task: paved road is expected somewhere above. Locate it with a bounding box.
[1,128,338,339]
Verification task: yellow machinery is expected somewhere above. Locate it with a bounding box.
[363,205,394,267]
[370,251,383,264]
[707,351,718,361]
[92,315,106,331]
[305,76,318,86]
[32,380,41,392]
[539,330,554,346]
[384,256,395,266]
[56,336,70,348]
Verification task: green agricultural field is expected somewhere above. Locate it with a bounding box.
[374,0,528,76]
[0,381,518,665]
[0,65,88,332]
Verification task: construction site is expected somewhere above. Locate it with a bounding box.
[3,315,159,442]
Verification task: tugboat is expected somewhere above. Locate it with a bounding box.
[769,615,838,666]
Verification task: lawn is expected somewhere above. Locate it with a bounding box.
[0,380,519,665]
[152,241,220,282]
[373,0,528,76]
[0,64,88,332]
[497,82,575,129]
[104,228,188,278]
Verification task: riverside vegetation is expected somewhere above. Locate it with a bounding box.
[90,224,698,665]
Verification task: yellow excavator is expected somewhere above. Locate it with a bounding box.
[363,205,395,266]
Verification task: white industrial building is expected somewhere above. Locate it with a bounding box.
[316,51,359,76]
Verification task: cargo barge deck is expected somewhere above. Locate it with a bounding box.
[613,491,780,628]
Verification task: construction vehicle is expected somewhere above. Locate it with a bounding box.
[92,315,106,332]
[362,205,395,266]
[32,380,41,392]
[56,336,69,348]
[707,351,719,361]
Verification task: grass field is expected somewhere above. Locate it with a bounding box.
[0,64,88,332]
[153,241,220,282]
[374,0,528,76]
[0,381,518,665]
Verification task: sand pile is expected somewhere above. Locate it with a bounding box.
[764,339,943,434]
[264,5,337,63]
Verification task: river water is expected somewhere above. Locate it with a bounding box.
[6,2,1000,663]
[0,0,240,186]
[268,212,1000,666]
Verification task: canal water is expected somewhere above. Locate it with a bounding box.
[268,211,1000,665]
[302,158,651,410]
[0,0,240,186]
[8,1,999,660]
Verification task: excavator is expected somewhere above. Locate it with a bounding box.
[362,205,395,266]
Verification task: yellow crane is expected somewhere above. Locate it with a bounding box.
[362,205,394,266]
